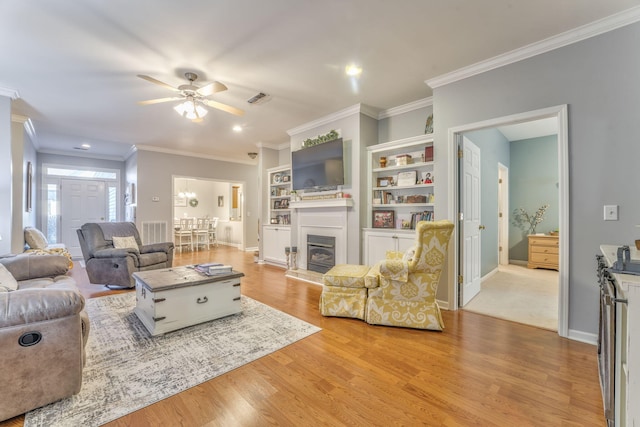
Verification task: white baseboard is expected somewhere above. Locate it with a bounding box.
[567,329,597,345]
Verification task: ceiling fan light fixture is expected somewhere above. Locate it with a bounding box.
[174,98,208,120]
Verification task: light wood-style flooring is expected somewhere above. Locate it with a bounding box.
[2,246,605,426]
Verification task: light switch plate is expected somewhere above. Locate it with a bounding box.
[604,205,618,221]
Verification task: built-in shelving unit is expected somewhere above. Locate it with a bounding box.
[263,165,292,267]
[363,135,435,265]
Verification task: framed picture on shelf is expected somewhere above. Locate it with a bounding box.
[273,200,282,209]
[377,176,393,187]
[397,171,417,186]
[372,210,395,228]
[282,174,290,182]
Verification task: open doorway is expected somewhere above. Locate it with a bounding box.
[172,176,245,249]
[448,105,569,337]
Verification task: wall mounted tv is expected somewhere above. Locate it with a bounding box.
[292,138,345,191]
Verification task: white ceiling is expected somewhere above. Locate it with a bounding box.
[2,1,639,163]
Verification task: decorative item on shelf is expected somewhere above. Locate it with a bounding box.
[421,171,433,184]
[377,176,393,187]
[512,204,550,234]
[282,174,290,183]
[379,156,387,168]
[424,113,434,134]
[302,129,340,148]
[406,195,427,204]
[397,171,417,187]
[428,193,435,203]
[396,154,412,166]
[273,173,282,184]
[424,145,434,162]
[373,210,395,228]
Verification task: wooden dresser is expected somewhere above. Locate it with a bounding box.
[527,234,559,270]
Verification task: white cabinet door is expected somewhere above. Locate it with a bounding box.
[363,230,414,266]
[263,226,291,267]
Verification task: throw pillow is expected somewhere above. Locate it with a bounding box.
[112,235,139,251]
[402,246,416,263]
[0,264,18,291]
[24,227,49,250]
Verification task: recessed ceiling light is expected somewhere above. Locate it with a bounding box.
[345,64,362,77]
[81,143,91,148]
[233,125,242,132]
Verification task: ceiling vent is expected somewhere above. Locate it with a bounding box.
[247,92,269,105]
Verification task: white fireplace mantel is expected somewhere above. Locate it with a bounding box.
[290,198,354,209]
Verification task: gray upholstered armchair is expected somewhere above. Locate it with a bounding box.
[77,222,174,289]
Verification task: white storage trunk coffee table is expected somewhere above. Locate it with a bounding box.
[133,266,244,336]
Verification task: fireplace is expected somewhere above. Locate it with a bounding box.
[307,235,336,274]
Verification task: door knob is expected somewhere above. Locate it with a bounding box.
[479,225,486,230]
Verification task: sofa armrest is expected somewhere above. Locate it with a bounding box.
[92,247,138,258]
[0,254,69,281]
[140,242,174,254]
[0,289,85,328]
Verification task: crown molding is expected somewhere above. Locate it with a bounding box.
[135,144,256,165]
[11,114,38,148]
[256,141,289,151]
[287,103,378,136]
[37,148,126,162]
[426,6,640,89]
[0,86,19,99]
[378,97,433,119]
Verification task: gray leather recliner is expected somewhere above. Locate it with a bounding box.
[77,222,174,289]
[0,254,89,421]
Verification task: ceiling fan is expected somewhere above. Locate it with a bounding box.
[137,72,244,121]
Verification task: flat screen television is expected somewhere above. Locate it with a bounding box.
[292,138,344,191]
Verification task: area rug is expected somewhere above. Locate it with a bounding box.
[25,292,321,427]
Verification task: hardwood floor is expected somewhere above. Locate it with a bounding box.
[3,246,605,426]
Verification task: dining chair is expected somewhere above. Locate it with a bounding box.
[209,217,219,247]
[193,217,211,250]
[174,218,194,252]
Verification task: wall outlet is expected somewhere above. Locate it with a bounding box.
[152,196,160,202]
[604,205,618,221]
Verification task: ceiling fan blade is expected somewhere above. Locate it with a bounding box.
[197,81,228,96]
[137,74,180,92]
[203,99,245,116]
[137,97,183,105]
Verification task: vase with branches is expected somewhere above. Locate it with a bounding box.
[512,204,550,234]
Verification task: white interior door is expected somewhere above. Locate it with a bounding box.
[61,179,106,257]
[498,163,509,265]
[460,137,482,306]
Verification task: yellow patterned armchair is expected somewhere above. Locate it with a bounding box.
[364,220,454,331]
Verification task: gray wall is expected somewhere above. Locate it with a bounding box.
[135,150,259,250]
[378,105,433,143]
[433,22,640,336]
[0,96,11,255]
[464,128,510,275]
[509,135,559,261]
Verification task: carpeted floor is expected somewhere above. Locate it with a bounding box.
[463,264,558,330]
[25,292,321,427]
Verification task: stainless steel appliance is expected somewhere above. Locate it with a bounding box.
[596,254,615,426]
[596,254,628,426]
